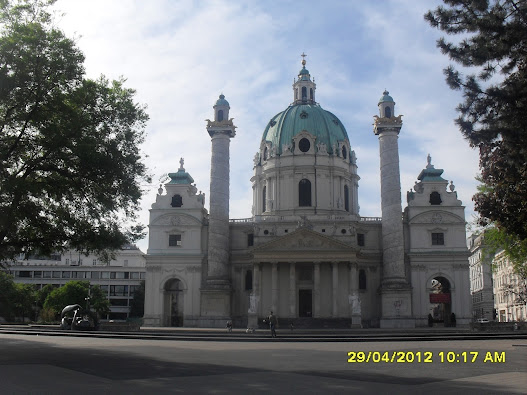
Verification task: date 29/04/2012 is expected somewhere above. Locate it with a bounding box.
[347,351,506,364]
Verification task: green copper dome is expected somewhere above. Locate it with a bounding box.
[262,104,349,154]
[378,90,394,105]
[215,94,229,107]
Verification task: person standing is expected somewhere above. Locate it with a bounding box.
[267,311,278,338]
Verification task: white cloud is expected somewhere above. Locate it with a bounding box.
[53,0,479,251]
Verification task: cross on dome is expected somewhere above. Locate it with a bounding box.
[301,52,307,67]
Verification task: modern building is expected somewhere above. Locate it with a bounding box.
[467,233,495,321]
[9,245,145,320]
[144,59,472,328]
[493,250,526,322]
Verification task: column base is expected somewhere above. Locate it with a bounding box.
[380,282,414,328]
[351,315,362,328]
[200,288,232,327]
[380,318,415,329]
[247,313,259,329]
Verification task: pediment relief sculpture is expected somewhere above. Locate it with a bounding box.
[152,214,202,226]
[409,211,464,225]
[255,228,353,252]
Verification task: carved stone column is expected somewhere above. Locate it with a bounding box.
[314,262,321,318]
[271,262,278,314]
[247,262,260,329]
[289,262,296,318]
[349,262,361,327]
[332,262,338,317]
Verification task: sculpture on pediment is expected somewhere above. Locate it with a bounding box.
[297,215,313,230]
[316,141,328,155]
[253,152,260,166]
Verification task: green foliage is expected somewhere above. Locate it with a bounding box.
[89,284,110,318]
[129,280,145,318]
[43,280,109,318]
[0,271,36,321]
[425,1,527,240]
[0,271,17,320]
[0,0,150,267]
[483,226,527,280]
[13,282,36,321]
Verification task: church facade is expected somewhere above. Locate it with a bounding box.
[143,59,472,328]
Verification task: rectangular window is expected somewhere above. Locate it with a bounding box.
[33,271,42,278]
[18,270,31,278]
[110,285,128,296]
[357,233,365,247]
[100,285,108,295]
[130,272,140,280]
[52,271,61,278]
[110,298,129,307]
[110,272,116,279]
[101,271,110,279]
[169,234,182,247]
[124,259,128,267]
[65,259,70,265]
[129,285,140,295]
[62,271,71,279]
[91,271,100,279]
[43,271,52,279]
[247,234,254,247]
[432,233,444,245]
[92,259,97,266]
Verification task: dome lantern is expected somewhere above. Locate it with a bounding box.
[293,53,316,104]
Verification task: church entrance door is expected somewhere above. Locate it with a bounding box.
[299,289,312,317]
[164,278,184,327]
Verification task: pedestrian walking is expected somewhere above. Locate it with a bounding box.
[267,311,278,338]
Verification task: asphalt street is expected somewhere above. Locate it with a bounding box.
[0,332,526,394]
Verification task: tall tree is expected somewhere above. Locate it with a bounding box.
[425,1,527,240]
[43,280,109,318]
[0,0,150,267]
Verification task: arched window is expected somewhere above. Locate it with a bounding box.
[299,179,311,207]
[359,269,366,290]
[301,86,307,101]
[385,107,391,118]
[262,186,267,212]
[342,146,347,160]
[217,109,224,121]
[344,185,350,212]
[310,88,313,100]
[245,270,253,290]
[263,147,268,160]
[295,88,298,100]
[171,194,183,207]
[430,191,442,205]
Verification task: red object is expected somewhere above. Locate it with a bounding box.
[429,293,451,303]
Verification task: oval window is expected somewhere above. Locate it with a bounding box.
[299,138,310,152]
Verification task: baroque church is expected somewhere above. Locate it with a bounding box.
[143,58,472,329]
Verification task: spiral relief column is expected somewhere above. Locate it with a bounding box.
[200,94,236,327]
[373,91,414,328]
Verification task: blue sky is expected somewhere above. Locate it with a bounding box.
[54,0,480,252]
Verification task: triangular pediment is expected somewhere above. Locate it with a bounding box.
[254,228,355,253]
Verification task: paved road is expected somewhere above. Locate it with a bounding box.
[0,333,525,394]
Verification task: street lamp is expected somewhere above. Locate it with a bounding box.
[85,296,90,311]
